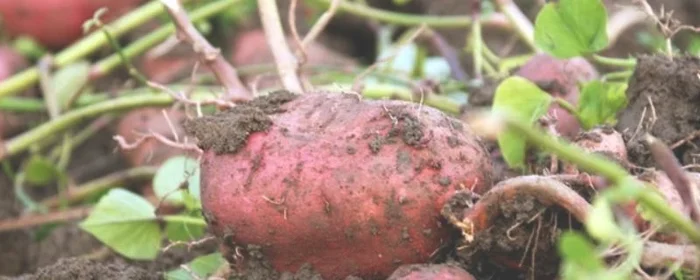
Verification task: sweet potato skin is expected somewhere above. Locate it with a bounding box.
[387,264,476,280]
[198,92,493,279]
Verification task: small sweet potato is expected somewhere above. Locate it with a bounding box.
[574,126,627,164]
[115,108,188,167]
[515,54,598,138]
[185,91,493,279]
[0,0,142,49]
[387,264,476,280]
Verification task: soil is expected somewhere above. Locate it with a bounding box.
[456,195,572,280]
[6,258,156,280]
[616,55,700,167]
[367,109,429,154]
[183,90,298,154]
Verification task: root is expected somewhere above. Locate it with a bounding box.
[458,176,592,240]
[162,235,217,253]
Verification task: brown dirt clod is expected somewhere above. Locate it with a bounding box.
[616,55,700,167]
[183,90,298,154]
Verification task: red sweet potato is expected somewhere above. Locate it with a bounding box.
[515,54,599,139]
[387,264,476,280]
[574,126,627,164]
[115,108,188,167]
[185,91,493,279]
[0,0,142,49]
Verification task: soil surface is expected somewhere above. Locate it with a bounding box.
[6,258,156,280]
[616,55,700,167]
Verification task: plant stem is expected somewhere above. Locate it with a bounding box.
[162,215,207,226]
[257,0,304,93]
[49,116,114,161]
[0,97,46,112]
[470,12,483,79]
[494,112,700,244]
[0,93,174,160]
[313,0,511,28]
[493,0,536,51]
[93,21,149,85]
[591,54,637,69]
[90,0,237,78]
[359,84,463,114]
[0,1,175,99]
[40,166,158,209]
[0,206,92,233]
[601,70,633,81]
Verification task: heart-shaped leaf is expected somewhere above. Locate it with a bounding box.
[577,81,627,129]
[534,0,608,58]
[53,61,90,110]
[80,188,161,260]
[24,155,61,186]
[166,253,225,280]
[492,76,553,169]
[153,156,201,207]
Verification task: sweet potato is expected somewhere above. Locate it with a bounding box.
[0,0,142,49]
[387,264,476,280]
[515,54,599,138]
[184,91,493,279]
[115,108,188,167]
[574,126,627,164]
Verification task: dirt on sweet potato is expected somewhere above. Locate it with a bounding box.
[186,91,493,279]
[617,55,700,167]
[183,90,298,154]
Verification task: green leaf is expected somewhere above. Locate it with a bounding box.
[688,35,700,56]
[392,0,412,5]
[166,253,225,280]
[577,81,627,129]
[558,231,605,272]
[534,0,608,58]
[24,155,60,186]
[586,198,623,243]
[153,156,201,206]
[492,77,553,169]
[52,61,90,110]
[79,188,161,260]
[165,221,205,242]
[422,57,451,81]
[165,211,206,242]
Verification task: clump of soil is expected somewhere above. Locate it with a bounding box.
[183,90,298,154]
[9,257,157,280]
[367,109,429,154]
[616,55,700,167]
[227,244,337,280]
[454,194,575,279]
